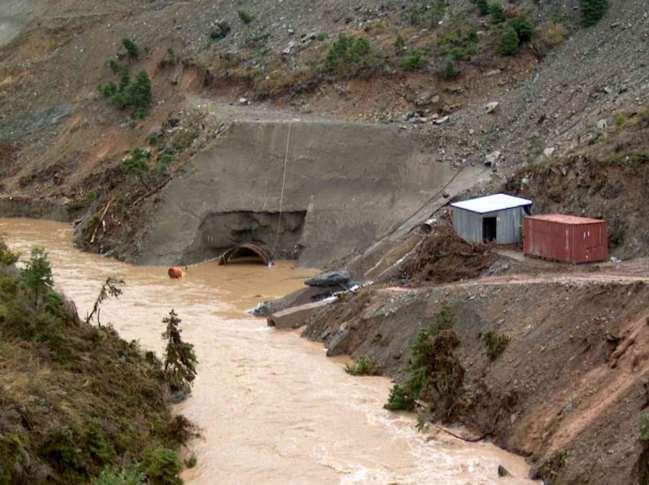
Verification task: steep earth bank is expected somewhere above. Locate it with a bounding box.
[0,241,193,483]
[299,268,649,484]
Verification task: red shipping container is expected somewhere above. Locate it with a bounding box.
[523,214,608,264]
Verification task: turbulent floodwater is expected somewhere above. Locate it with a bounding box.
[0,218,536,485]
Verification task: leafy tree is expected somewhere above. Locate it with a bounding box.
[162,310,198,396]
[122,38,139,60]
[498,23,521,56]
[20,247,54,306]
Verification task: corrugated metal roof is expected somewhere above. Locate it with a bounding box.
[526,214,604,225]
[450,193,532,214]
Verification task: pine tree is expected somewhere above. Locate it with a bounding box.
[20,247,54,306]
[127,71,153,116]
[122,148,151,189]
[162,310,198,397]
[498,23,520,56]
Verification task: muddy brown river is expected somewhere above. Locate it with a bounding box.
[0,218,536,484]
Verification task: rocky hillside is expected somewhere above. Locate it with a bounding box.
[1,0,647,266]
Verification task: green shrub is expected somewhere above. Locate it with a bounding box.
[510,16,535,43]
[127,71,153,116]
[323,34,380,78]
[385,384,416,411]
[238,10,255,24]
[488,2,506,24]
[482,330,510,361]
[475,0,490,16]
[439,56,461,79]
[122,39,139,60]
[0,239,19,266]
[141,447,182,485]
[640,413,649,441]
[394,34,406,52]
[85,420,115,464]
[99,69,152,117]
[122,148,150,188]
[400,50,426,71]
[384,305,457,412]
[157,154,175,175]
[498,23,520,56]
[93,466,146,485]
[407,1,447,28]
[20,247,53,306]
[345,356,378,376]
[437,20,479,61]
[580,0,608,26]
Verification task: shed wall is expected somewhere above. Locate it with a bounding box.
[452,207,526,245]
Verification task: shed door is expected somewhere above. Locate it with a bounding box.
[483,217,497,243]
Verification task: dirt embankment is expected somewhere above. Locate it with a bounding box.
[300,266,649,484]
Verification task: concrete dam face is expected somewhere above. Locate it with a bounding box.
[138,120,458,267]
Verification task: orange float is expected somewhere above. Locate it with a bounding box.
[168,267,183,279]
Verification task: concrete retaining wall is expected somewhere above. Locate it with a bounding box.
[137,120,459,267]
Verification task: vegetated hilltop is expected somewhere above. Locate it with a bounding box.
[0,241,194,484]
[1,0,647,265]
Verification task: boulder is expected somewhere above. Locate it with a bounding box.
[304,270,352,288]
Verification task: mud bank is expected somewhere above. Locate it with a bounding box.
[133,120,468,267]
[297,271,649,484]
[0,195,73,222]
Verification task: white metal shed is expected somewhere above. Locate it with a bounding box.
[450,194,533,245]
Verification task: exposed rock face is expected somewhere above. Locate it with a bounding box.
[135,120,459,267]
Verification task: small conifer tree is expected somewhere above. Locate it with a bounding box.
[122,38,139,60]
[20,247,54,306]
[162,310,198,396]
[498,23,521,56]
[122,148,151,189]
